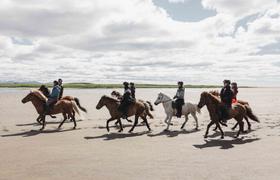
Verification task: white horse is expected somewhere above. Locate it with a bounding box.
[154,92,200,131]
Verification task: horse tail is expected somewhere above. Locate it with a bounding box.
[71,100,81,116]
[144,103,154,119]
[195,104,201,114]
[146,101,154,111]
[74,97,87,113]
[245,105,259,122]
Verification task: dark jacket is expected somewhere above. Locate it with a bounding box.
[59,85,64,100]
[220,85,233,107]
[130,87,135,99]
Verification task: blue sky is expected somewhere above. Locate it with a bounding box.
[0,0,279,86]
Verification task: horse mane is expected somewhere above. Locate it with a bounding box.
[159,92,172,100]
[31,89,48,102]
[205,91,221,104]
[103,95,120,103]
[209,90,220,97]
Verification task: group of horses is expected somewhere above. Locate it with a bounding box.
[21,89,259,139]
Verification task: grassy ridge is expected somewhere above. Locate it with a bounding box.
[0,83,225,89]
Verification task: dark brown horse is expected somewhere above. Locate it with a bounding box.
[209,90,258,131]
[197,92,258,139]
[22,90,80,130]
[111,90,154,119]
[96,95,152,132]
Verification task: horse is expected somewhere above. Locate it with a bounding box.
[37,85,87,123]
[197,91,259,139]
[111,90,154,122]
[21,90,81,130]
[154,92,200,131]
[209,90,257,131]
[96,95,152,133]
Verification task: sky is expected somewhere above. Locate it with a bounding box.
[0,0,280,86]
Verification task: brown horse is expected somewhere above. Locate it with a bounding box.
[197,92,258,139]
[37,85,87,123]
[209,90,258,131]
[21,90,80,130]
[96,95,151,133]
[111,90,154,119]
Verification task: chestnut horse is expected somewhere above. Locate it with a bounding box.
[37,85,87,123]
[209,90,258,131]
[96,95,151,133]
[21,90,80,130]
[197,92,258,139]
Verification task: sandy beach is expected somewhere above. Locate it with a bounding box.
[0,88,280,180]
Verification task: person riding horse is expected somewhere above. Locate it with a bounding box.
[130,82,136,99]
[220,79,234,124]
[43,80,61,115]
[118,82,135,118]
[231,82,238,104]
[173,81,185,118]
[58,78,64,100]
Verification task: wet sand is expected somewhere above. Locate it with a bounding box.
[0,88,280,180]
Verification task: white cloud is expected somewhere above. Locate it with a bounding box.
[0,0,279,86]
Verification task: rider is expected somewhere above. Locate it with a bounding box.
[58,78,64,100]
[118,82,134,118]
[173,81,185,118]
[130,82,136,99]
[231,82,238,104]
[220,80,234,124]
[43,80,61,115]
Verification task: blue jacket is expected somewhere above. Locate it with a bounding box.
[49,85,61,100]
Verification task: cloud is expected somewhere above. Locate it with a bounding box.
[0,0,279,86]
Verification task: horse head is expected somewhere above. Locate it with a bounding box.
[22,90,47,104]
[197,91,209,109]
[154,92,171,105]
[21,90,33,104]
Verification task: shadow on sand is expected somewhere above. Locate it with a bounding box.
[84,131,149,141]
[193,137,260,149]
[1,128,81,138]
[148,129,201,138]
[16,120,83,127]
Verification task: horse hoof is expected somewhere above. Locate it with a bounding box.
[73,127,76,130]
[118,129,123,133]
[164,129,169,132]
[128,130,133,133]
[204,135,208,138]
[221,136,224,139]
[195,127,199,131]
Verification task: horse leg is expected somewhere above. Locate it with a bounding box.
[231,122,238,130]
[215,122,224,139]
[142,116,151,131]
[245,116,251,131]
[118,118,123,132]
[40,116,46,131]
[106,117,115,132]
[129,116,139,133]
[58,113,68,129]
[204,120,215,138]
[191,112,199,130]
[71,112,77,129]
[36,115,43,124]
[181,114,189,129]
[165,116,173,131]
[235,120,244,138]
